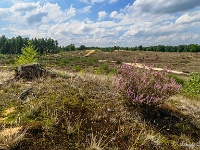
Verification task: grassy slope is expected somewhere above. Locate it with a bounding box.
[0,51,200,149]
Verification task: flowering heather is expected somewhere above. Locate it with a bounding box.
[117,64,181,106]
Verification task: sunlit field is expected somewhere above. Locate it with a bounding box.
[0,50,199,150]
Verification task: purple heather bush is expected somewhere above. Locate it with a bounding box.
[117,64,181,106]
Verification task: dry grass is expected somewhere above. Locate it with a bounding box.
[0,69,199,149]
[0,70,14,83]
[0,51,199,149]
[89,51,200,73]
[0,126,26,149]
[0,127,22,137]
[168,96,200,127]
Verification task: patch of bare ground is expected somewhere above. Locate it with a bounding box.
[84,50,96,57]
[0,69,15,83]
[124,62,188,75]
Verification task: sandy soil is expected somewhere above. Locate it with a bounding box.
[84,50,96,57]
[124,62,187,75]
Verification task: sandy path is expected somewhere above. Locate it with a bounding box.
[98,59,187,75]
[84,50,96,57]
[124,63,187,75]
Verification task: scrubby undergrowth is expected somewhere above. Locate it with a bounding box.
[0,70,200,150]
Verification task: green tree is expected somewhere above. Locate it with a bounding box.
[68,44,75,51]
[190,44,199,52]
[138,45,143,50]
[79,45,86,50]
[15,42,38,65]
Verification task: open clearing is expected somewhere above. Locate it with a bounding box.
[89,50,200,73]
[0,50,199,149]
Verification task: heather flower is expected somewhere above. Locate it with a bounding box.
[117,64,181,106]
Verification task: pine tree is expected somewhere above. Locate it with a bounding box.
[15,42,38,65]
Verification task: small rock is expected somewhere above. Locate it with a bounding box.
[107,108,114,112]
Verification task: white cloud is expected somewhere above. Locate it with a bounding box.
[6,2,75,25]
[66,5,76,18]
[108,0,117,4]
[91,0,105,4]
[0,8,10,19]
[98,11,107,20]
[110,11,124,19]
[80,6,91,13]
[1,0,200,47]
[176,11,200,24]
[78,0,89,4]
[10,2,39,12]
[26,12,48,24]
[133,0,200,14]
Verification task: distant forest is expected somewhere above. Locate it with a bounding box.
[0,35,200,54]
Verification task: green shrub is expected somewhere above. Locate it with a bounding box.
[15,42,38,65]
[73,65,81,72]
[58,58,68,66]
[167,74,186,86]
[94,63,109,74]
[108,68,117,75]
[182,73,200,100]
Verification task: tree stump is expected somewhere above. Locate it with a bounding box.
[15,63,56,80]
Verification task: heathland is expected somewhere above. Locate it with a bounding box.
[0,49,200,150]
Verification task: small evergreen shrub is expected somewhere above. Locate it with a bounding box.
[94,63,109,74]
[182,73,200,100]
[117,64,181,106]
[58,58,68,66]
[15,42,38,65]
[73,65,81,72]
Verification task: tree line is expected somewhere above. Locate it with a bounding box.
[0,35,59,54]
[0,35,200,54]
[99,44,200,52]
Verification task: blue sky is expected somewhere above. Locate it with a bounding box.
[0,0,200,47]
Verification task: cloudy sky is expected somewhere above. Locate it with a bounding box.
[0,0,200,47]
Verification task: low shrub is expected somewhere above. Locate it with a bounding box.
[117,64,181,106]
[182,73,200,100]
[94,63,109,74]
[73,65,81,72]
[58,58,68,66]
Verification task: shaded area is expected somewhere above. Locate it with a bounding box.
[139,105,200,142]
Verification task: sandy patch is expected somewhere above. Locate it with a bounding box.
[124,62,187,75]
[0,70,14,82]
[0,127,22,137]
[85,50,96,57]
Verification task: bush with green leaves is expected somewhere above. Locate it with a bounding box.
[94,63,109,74]
[117,64,181,106]
[182,73,200,100]
[15,42,38,65]
[73,65,81,72]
